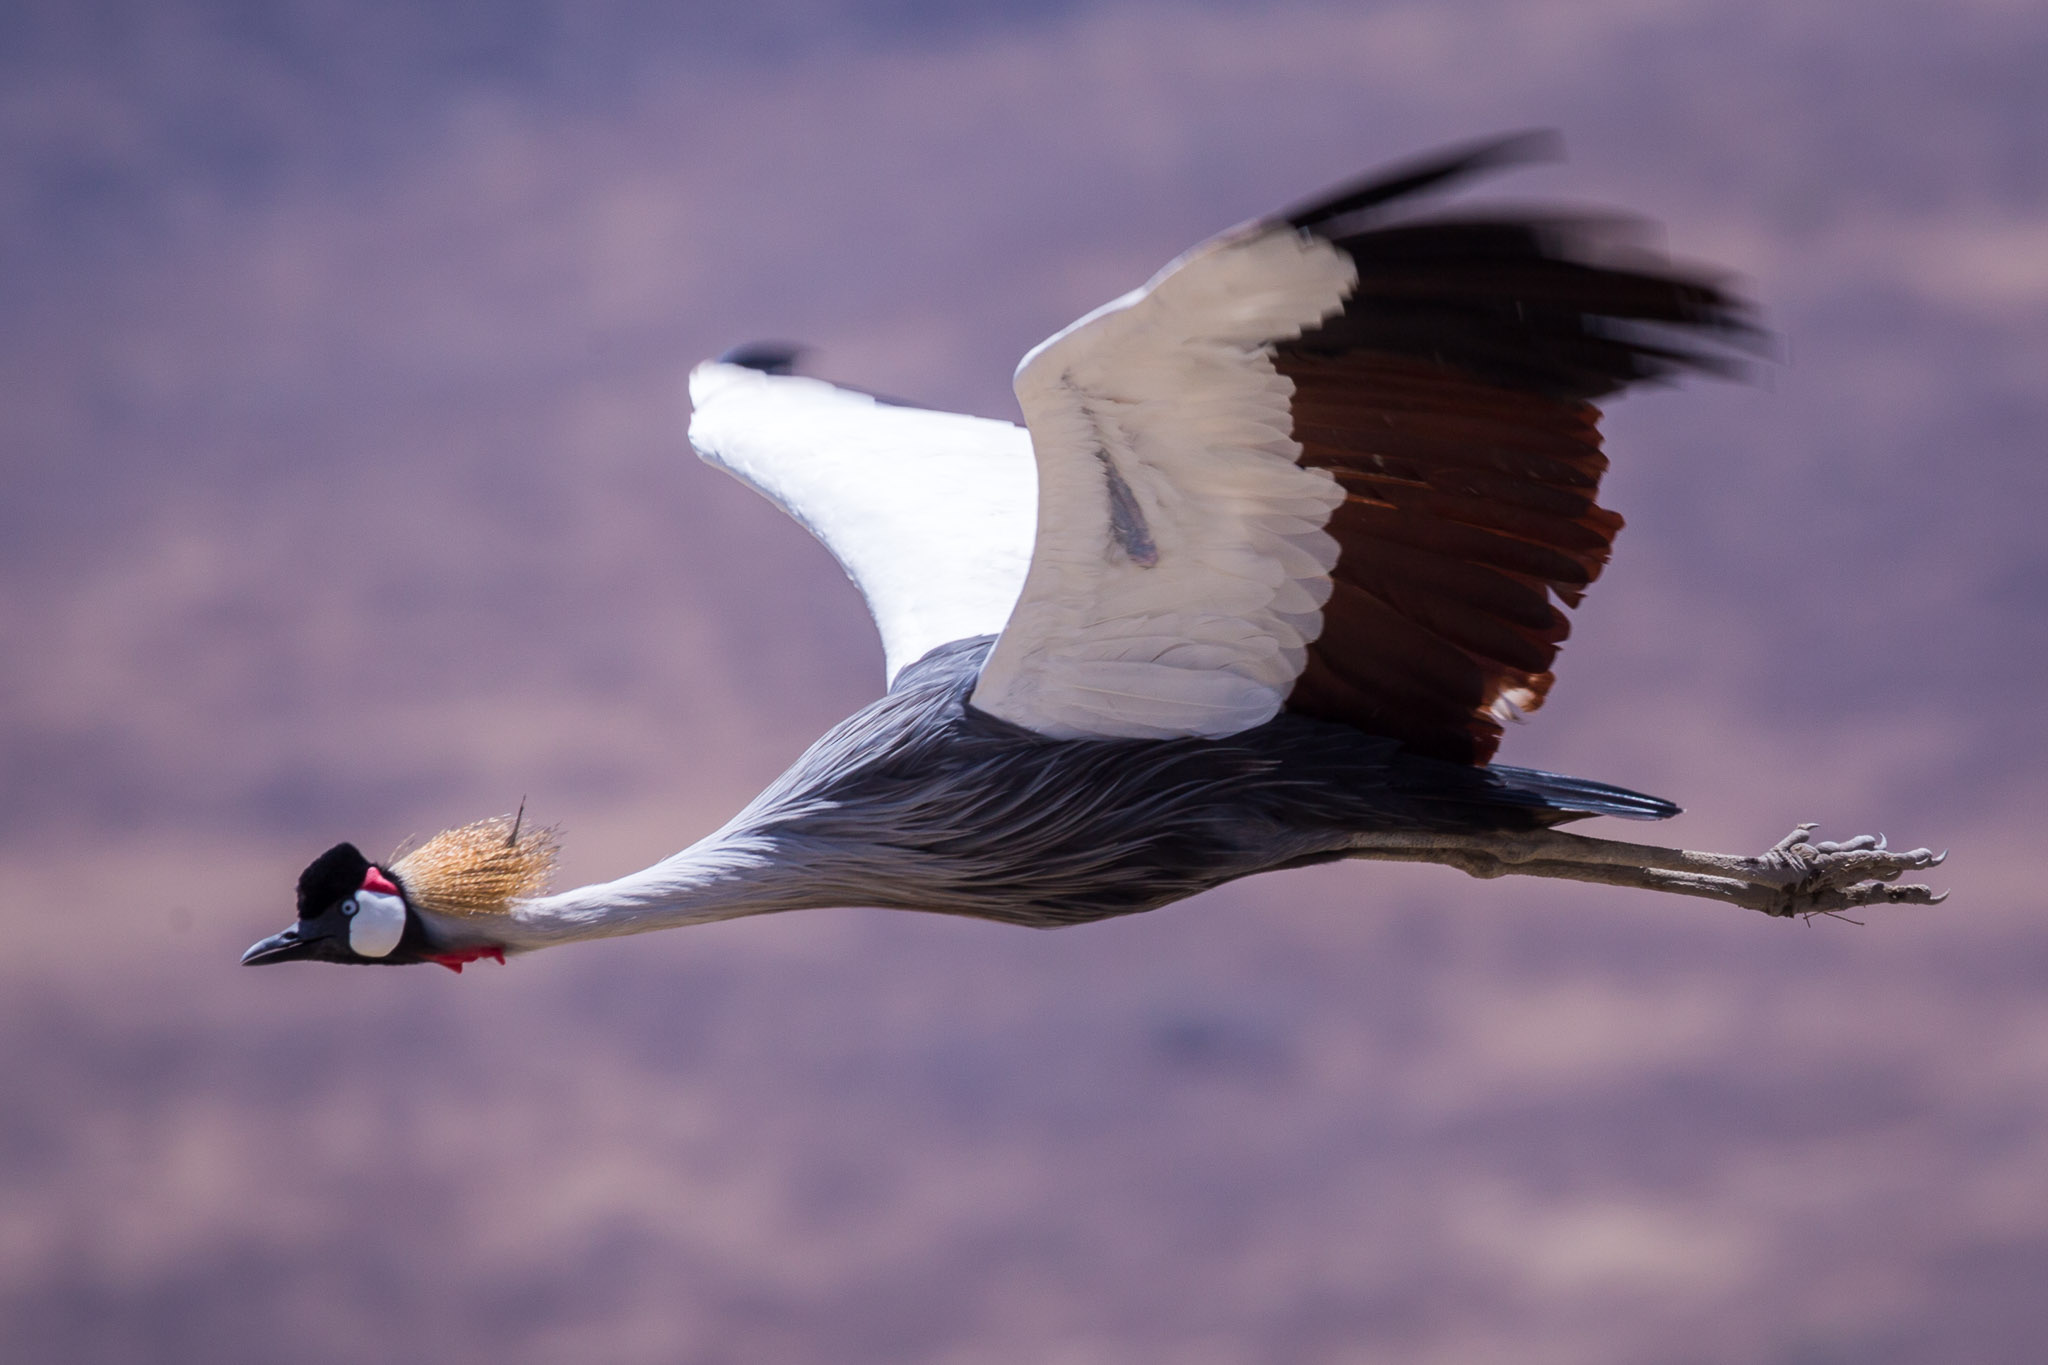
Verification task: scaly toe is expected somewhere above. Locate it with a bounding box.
[1797,880,1948,915]
[1771,824,1821,857]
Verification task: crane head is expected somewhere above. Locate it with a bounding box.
[242,813,555,970]
[242,841,435,966]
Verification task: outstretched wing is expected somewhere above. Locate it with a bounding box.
[971,133,1758,758]
[688,353,1037,687]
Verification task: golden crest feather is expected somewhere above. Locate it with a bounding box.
[391,813,559,918]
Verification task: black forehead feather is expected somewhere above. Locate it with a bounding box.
[297,842,370,919]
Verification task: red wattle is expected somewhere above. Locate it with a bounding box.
[361,867,401,896]
[426,945,507,974]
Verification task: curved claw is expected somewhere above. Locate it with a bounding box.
[1794,878,1948,916]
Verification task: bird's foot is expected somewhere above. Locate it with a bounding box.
[1753,824,1948,918]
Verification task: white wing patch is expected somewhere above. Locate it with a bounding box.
[689,363,1038,686]
[969,228,1358,739]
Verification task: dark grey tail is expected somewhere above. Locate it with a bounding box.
[1484,763,1680,821]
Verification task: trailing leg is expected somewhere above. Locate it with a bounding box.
[1343,824,1947,917]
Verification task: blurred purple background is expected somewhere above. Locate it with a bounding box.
[4,2,2045,1361]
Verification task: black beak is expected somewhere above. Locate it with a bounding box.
[241,925,319,965]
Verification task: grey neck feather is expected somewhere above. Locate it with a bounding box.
[483,640,1004,952]
[497,829,830,950]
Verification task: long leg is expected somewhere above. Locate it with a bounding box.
[1342,824,1947,917]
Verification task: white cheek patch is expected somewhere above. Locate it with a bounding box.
[347,889,407,959]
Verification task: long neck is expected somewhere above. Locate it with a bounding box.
[494,830,828,951]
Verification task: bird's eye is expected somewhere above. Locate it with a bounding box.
[340,898,358,917]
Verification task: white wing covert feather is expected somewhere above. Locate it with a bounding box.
[969,227,1359,739]
[688,362,1038,687]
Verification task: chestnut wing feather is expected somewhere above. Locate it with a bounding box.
[1272,147,1759,763]
[1281,351,1617,763]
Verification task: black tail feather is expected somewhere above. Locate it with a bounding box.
[1483,763,1681,821]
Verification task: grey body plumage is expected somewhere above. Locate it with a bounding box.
[724,637,1673,929]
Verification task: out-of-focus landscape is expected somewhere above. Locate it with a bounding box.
[4,2,2045,1361]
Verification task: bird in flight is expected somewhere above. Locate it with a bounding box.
[244,134,1944,972]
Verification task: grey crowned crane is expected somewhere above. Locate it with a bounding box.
[244,134,1945,973]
